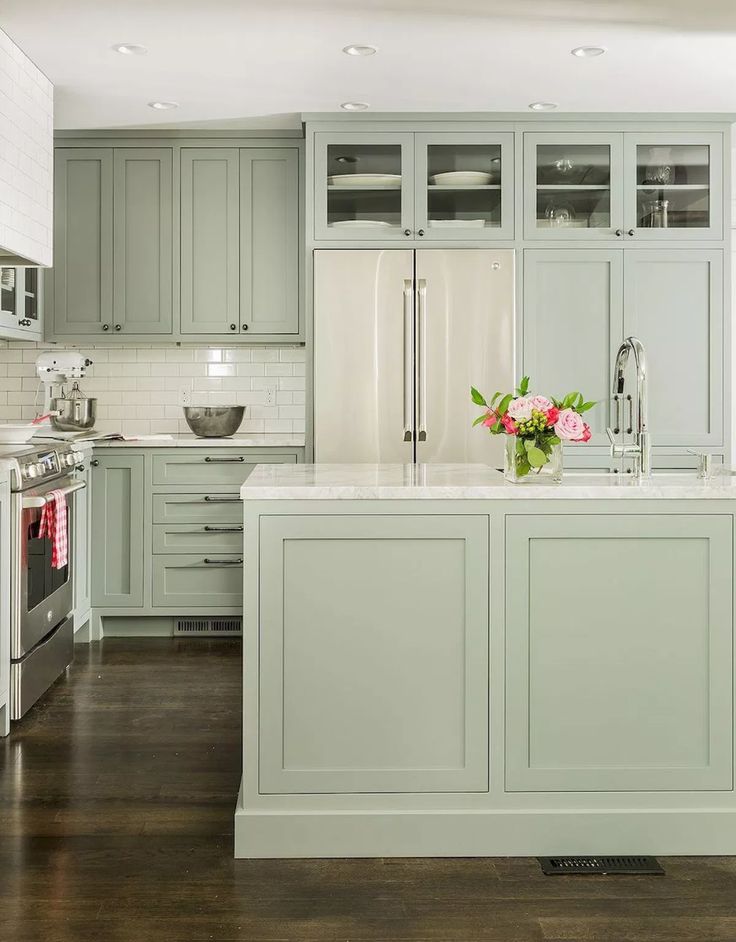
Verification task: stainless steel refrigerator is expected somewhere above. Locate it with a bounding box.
[314,249,515,465]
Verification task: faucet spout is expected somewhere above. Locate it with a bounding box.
[607,336,651,477]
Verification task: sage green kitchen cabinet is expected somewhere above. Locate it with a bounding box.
[151,450,297,488]
[72,457,91,633]
[90,454,145,608]
[0,266,43,340]
[152,493,242,526]
[112,148,173,334]
[257,513,489,794]
[50,148,114,336]
[180,147,300,337]
[152,554,243,608]
[180,148,240,336]
[523,249,623,446]
[505,513,733,792]
[623,249,723,448]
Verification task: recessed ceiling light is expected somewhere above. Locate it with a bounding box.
[571,46,606,57]
[342,44,378,56]
[148,100,179,111]
[112,43,147,56]
[529,101,558,111]
[340,101,370,111]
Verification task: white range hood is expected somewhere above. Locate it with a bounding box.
[0,28,53,267]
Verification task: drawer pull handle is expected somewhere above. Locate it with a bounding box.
[204,525,244,532]
[204,558,243,565]
[204,456,246,463]
[203,496,240,502]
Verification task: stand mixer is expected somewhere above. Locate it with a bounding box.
[35,352,96,432]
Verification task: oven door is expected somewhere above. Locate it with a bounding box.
[12,475,84,659]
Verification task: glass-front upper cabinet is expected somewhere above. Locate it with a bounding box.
[624,134,723,241]
[414,133,514,241]
[314,132,414,240]
[524,133,625,241]
[0,267,42,335]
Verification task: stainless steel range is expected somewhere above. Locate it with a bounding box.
[2,441,87,719]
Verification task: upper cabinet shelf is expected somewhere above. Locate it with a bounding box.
[524,131,723,242]
[313,131,515,242]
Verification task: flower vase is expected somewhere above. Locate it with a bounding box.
[504,436,563,484]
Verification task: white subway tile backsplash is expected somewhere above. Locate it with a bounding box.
[0,341,306,436]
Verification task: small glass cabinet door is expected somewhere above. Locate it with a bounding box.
[20,268,41,330]
[414,133,514,240]
[0,268,17,329]
[314,132,415,240]
[524,133,624,240]
[625,134,723,241]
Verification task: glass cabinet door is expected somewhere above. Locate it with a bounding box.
[20,268,40,329]
[625,134,723,241]
[314,133,414,240]
[414,133,514,240]
[524,133,624,240]
[0,268,17,324]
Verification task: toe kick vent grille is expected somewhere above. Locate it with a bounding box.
[175,617,242,636]
[539,856,664,876]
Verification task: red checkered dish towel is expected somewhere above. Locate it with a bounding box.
[38,488,69,569]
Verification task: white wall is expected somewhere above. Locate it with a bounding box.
[0,341,305,437]
[0,28,53,267]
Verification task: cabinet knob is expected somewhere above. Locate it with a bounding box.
[90,459,99,467]
[229,323,237,331]
[417,229,425,237]
[114,324,122,332]
[102,324,110,331]
[241,324,248,331]
[403,229,412,237]
[627,228,635,237]
[615,229,623,237]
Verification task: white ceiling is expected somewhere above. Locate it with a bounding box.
[3,0,736,128]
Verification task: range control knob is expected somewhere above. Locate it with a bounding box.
[72,450,84,464]
[25,463,40,479]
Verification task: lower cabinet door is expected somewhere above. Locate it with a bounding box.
[152,493,242,524]
[91,455,145,607]
[505,513,733,792]
[152,554,243,607]
[152,523,243,555]
[257,514,489,794]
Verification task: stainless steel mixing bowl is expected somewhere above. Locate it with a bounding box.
[50,396,97,431]
[183,405,245,438]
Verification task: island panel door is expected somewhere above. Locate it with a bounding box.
[258,513,489,794]
[505,513,733,792]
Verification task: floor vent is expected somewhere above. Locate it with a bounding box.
[175,617,242,636]
[538,856,664,876]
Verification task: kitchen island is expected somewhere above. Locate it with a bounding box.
[236,463,736,858]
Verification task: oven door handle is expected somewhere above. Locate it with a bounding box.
[22,480,86,510]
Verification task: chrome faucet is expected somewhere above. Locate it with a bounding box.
[606,336,651,477]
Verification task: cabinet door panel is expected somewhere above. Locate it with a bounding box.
[180,148,239,335]
[113,149,173,334]
[152,494,242,525]
[152,452,296,487]
[152,524,243,555]
[624,249,723,447]
[523,249,623,446]
[52,149,113,335]
[152,555,242,607]
[506,514,733,792]
[259,514,489,794]
[91,455,145,607]
[240,149,299,334]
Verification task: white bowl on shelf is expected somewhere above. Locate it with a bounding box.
[328,219,396,229]
[0,423,42,444]
[429,171,495,186]
[328,173,402,188]
[428,219,487,228]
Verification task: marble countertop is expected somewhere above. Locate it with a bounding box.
[241,462,736,500]
[68,433,305,449]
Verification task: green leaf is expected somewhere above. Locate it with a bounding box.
[470,386,487,406]
[497,393,513,417]
[526,446,547,469]
[547,434,561,446]
[490,391,502,407]
[516,436,527,456]
[472,414,488,427]
[577,400,596,414]
[516,376,530,396]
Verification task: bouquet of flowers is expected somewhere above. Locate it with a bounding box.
[471,377,595,478]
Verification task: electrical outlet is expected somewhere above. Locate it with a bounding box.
[264,386,276,406]
[179,387,191,406]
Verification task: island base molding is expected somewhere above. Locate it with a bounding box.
[234,800,736,859]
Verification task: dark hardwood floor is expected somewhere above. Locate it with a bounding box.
[2,639,736,942]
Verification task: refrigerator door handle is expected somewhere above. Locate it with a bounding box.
[417,278,427,442]
[403,280,413,443]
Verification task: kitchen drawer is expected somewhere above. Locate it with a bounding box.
[151,452,297,487]
[152,493,242,525]
[152,554,243,607]
[152,523,244,555]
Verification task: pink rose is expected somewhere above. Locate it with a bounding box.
[500,413,518,435]
[545,406,560,427]
[579,423,592,443]
[554,408,586,441]
[507,397,533,422]
[482,410,497,428]
[529,395,553,412]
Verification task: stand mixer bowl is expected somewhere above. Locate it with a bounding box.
[50,396,97,431]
